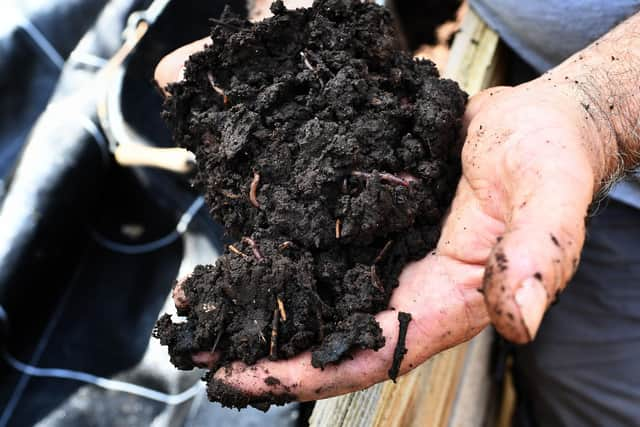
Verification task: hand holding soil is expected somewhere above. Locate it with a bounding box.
[152,0,613,410]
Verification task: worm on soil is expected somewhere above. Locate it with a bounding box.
[351,171,409,188]
[242,237,264,261]
[249,172,261,208]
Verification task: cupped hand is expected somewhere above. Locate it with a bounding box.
[155,41,601,404]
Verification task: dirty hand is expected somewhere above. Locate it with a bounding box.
[154,22,633,402]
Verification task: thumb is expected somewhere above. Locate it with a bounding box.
[483,146,594,344]
[154,37,210,94]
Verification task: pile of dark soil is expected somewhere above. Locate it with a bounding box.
[154,0,466,409]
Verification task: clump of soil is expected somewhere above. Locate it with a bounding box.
[154,0,467,409]
[388,312,412,382]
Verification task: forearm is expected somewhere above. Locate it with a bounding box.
[535,11,640,187]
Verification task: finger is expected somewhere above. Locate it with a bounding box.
[172,276,190,310]
[154,37,210,95]
[483,138,594,343]
[208,255,488,406]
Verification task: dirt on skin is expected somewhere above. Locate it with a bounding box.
[388,311,411,382]
[154,0,467,410]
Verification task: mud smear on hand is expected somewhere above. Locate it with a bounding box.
[389,311,412,382]
[154,0,466,409]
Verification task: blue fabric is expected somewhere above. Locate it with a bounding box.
[468,0,640,209]
[468,0,640,72]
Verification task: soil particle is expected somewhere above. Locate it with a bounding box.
[389,311,412,382]
[311,312,385,368]
[494,250,508,272]
[264,376,281,386]
[155,0,466,409]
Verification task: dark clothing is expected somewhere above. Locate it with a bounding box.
[514,199,640,426]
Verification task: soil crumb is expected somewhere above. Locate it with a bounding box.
[208,376,296,411]
[264,376,281,386]
[389,311,412,382]
[155,0,466,409]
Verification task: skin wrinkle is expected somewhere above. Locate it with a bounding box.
[556,19,640,189]
[437,183,505,264]
[434,258,488,340]
[462,177,505,222]
[456,285,480,342]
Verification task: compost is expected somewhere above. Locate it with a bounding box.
[154,0,467,409]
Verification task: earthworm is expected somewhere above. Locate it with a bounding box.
[249,172,261,208]
[351,171,410,188]
[242,237,264,261]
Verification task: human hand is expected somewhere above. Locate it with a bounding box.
[154,41,604,405]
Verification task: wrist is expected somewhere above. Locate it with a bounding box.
[521,76,615,191]
[536,13,640,189]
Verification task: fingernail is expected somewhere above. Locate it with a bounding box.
[514,277,548,340]
[177,66,185,82]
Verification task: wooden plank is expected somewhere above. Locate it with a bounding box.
[309,8,503,427]
[309,345,469,427]
[448,329,495,427]
[444,7,504,95]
